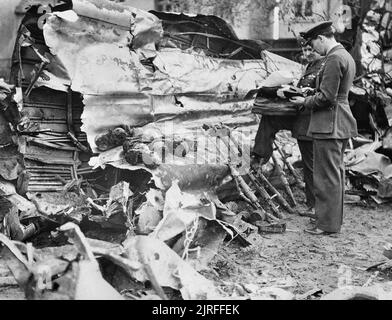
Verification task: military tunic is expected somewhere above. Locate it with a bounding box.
[303,44,357,232]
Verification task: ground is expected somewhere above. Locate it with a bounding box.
[1,202,391,300]
[206,202,392,298]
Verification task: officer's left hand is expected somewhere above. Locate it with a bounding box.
[289,96,305,105]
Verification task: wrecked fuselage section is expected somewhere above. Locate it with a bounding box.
[1,0,391,300]
[0,0,303,300]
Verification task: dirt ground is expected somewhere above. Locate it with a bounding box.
[206,201,392,298]
[1,201,391,300]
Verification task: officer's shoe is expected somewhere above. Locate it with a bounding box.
[304,227,337,236]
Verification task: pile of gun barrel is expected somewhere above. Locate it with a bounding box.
[205,124,304,231]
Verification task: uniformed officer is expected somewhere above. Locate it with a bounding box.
[290,21,358,235]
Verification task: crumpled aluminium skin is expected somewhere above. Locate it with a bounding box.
[21,2,302,190]
[41,3,302,148]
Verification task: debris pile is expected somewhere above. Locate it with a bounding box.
[340,0,392,203]
[344,140,392,203]
[0,0,391,300]
[0,0,306,300]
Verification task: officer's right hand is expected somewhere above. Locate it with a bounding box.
[289,96,305,105]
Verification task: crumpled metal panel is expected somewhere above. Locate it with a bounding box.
[42,10,301,150]
[41,2,162,93]
[349,151,392,178]
[90,144,231,191]
[149,10,269,60]
[73,0,159,31]
[43,13,299,97]
[345,141,392,179]
[149,49,298,96]
[34,2,303,187]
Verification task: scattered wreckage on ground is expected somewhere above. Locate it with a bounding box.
[0,0,392,300]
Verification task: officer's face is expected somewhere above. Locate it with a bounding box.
[310,36,324,55]
[303,46,319,61]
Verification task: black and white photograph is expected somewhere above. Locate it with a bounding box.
[0,0,392,308]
